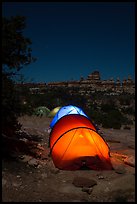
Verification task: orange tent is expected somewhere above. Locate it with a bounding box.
[49,114,112,170]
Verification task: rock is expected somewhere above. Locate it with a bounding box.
[48,160,60,174]
[58,183,82,194]
[18,155,32,163]
[19,138,28,142]
[98,175,104,179]
[104,187,110,193]
[72,176,97,188]
[28,158,39,167]
[111,190,135,202]
[91,174,135,202]
[124,156,135,167]
[82,187,93,194]
[88,188,93,195]
[12,182,22,187]
[114,166,126,174]
[50,168,60,174]
[41,173,48,179]
[2,178,7,186]
[37,164,42,169]
[110,156,126,174]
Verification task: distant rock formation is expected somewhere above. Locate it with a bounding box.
[47,71,135,94]
[15,71,135,95]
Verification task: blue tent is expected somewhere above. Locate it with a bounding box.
[50,105,88,128]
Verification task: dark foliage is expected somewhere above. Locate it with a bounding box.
[2,73,22,136]
[2,15,36,139]
[2,16,36,75]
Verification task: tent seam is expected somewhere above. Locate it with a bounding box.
[50,126,106,155]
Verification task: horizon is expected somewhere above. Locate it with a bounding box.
[15,69,135,84]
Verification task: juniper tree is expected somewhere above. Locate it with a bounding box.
[2,15,36,137]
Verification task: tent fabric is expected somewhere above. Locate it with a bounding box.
[49,114,112,170]
[33,106,50,116]
[49,105,88,129]
[48,106,61,118]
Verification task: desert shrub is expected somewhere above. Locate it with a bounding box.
[88,110,103,125]
[119,92,135,105]
[102,116,121,129]
[121,107,135,115]
[101,109,124,129]
[2,74,22,136]
[101,103,116,112]
[2,15,36,138]
[22,86,87,113]
[123,125,131,130]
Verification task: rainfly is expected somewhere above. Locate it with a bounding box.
[49,105,88,129]
[49,114,112,170]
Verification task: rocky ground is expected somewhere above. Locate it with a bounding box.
[2,115,135,202]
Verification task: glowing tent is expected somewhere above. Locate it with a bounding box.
[49,105,88,129]
[48,106,61,118]
[33,106,50,117]
[49,114,112,170]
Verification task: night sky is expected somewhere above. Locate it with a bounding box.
[2,2,135,83]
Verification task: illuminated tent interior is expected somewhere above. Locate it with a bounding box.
[49,105,88,129]
[33,106,50,116]
[49,114,113,170]
[48,106,62,118]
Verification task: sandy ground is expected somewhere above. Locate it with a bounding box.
[2,115,135,202]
